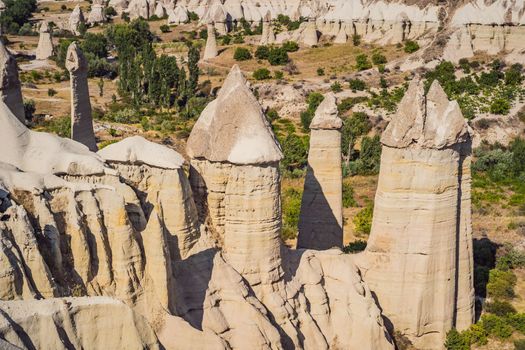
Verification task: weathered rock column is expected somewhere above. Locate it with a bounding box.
[186,65,283,287]
[87,0,107,24]
[203,22,218,60]
[66,42,97,152]
[35,21,54,60]
[334,21,348,43]
[297,93,343,250]
[358,78,475,349]
[302,17,318,47]
[259,10,275,45]
[0,41,25,123]
[69,5,86,36]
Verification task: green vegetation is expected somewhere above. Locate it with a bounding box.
[300,92,324,131]
[371,52,387,65]
[255,45,270,59]
[353,202,373,235]
[355,54,372,71]
[281,187,302,240]
[403,40,419,53]
[342,182,358,208]
[253,68,271,80]
[0,0,37,35]
[348,78,366,91]
[330,81,342,93]
[343,240,367,253]
[233,47,252,61]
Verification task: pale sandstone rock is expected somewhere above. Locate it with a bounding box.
[0,41,25,123]
[109,0,129,14]
[69,5,85,36]
[35,21,54,60]
[127,0,154,19]
[87,0,106,24]
[359,78,475,349]
[203,23,218,60]
[167,5,189,24]
[333,21,347,43]
[0,297,160,350]
[297,93,343,250]
[301,18,318,46]
[259,10,275,45]
[66,42,97,152]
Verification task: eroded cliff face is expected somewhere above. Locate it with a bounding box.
[358,78,475,349]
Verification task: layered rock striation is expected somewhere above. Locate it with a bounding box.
[358,78,475,349]
[0,41,25,123]
[297,93,343,250]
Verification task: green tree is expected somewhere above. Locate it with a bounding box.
[255,45,270,59]
[81,33,108,58]
[253,68,271,80]
[187,44,200,96]
[233,47,252,61]
[267,47,289,65]
[404,40,420,53]
[355,54,372,71]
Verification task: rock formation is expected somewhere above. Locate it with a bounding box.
[167,5,189,24]
[297,93,343,250]
[87,0,106,24]
[35,21,54,60]
[259,10,275,45]
[66,42,97,152]
[301,17,318,47]
[358,78,475,349]
[333,21,347,43]
[0,41,25,123]
[108,0,129,15]
[69,5,86,36]
[128,0,154,19]
[203,22,218,60]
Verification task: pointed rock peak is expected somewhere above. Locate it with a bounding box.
[65,42,86,72]
[423,79,469,149]
[381,76,426,148]
[263,10,272,22]
[187,65,283,165]
[40,21,50,33]
[211,4,227,22]
[310,93,342,130]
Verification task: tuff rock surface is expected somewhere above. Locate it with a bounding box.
[35,21,54,60]
[0,41,24,123]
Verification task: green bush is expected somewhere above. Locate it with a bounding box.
[47,88,57,97]
[352,34,361,46]
[280,133,308,172]
[317,67,325,76]
[160,24,170,33]
[355,54,372,71]
[371,52,387,65]
[404,40,420,53]
[253,68,271,80]
[342,182,357,208]
[268,47,289,65]
[233,47,252,61]
[281,188,302,240]
[343,240,367,253]
[351,135,381,175]
[266,109,280,122]
[487,268,517,299]
[505,63,523,85]
[490,98,511,115]
[330,81,342,93]
[41,116,71,138]
[485,300,517,316]
[255,45,270,59]
[282,41,299,52]
[444,329,469,350]
[348,78,366,91]
[515,339,525,350]
[300,92,324,131]
[353,202,373,235]
[480,314,514,339]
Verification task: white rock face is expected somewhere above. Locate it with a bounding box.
[87,0,106,24]
[0,41,25,123]
[301,18,318,46]
[35,21,54,60]
[203,23,218,60]
[128,0,154,19]
[358,78,475,349]
[167,5,189,24]
[69,5,85,36]
[66,42,97,152]
[108,0,129,14]
[298,93,343,250]
[260,10,276,45]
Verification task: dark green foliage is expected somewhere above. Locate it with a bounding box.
[23,99,35,121]
[352,34,360,46]
[267,47,289,65]
[351,135,381,175]
[233,47,252,61]
[160,24,170,33]
[490,98,510,114]
[221,34,232,45]
[40,116,71,138]
[105,6,117,17]
[480,314,514,339]
[274,70,284,79]
[515,339,525,350]
[281,187,302,240]
[282,41,299,52]
[343,240,367,253]
[255,45,270,59]
[485,300,517,316]
[445,329,469,350]
[0,0,37,34]
[342,182,357,208]
[404,40,419,53]
[330,81,342,92]
[81,33,108,59]
[348,78,366,91]
[337,96,368,114]
[300,92,324,131]
[505,63,523,85]
[280,133,308,172]
[486,268,517,299]
[371,52,387,65]
[316,67,325,76]
[353,202,373,235]
[341,111,371,159]
[355,54,372,71]
[266,109,279,122]
[188,11,199,21]
[253,68,271,80]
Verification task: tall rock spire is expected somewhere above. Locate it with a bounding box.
[66,42,97,152]
[0,40,25,123]
[301,17,318,47]
[35,21,54,60]
[359,78,474,349]
[259,10,275,45]
[297,93,343,250]
[69,5,86,36]
[203,21,218,60]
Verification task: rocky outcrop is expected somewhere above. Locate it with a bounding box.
[0,298,160,350]
[0,41,25,123]
[167,5,189,24]
[87,0,106,24]
[128,0,154,19]
[108,0,129,15]
[358,78,475,349]
[66,42,97,152]
[297,93,343,250]
[35,21,54,60]
[260,10,275,45]
[301,18,318,46]
[69,5,85,36]
[203,22,218,60]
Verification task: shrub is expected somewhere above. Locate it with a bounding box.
[274,71,284,80]
[444,329,469,350]
[505,63,523,85]
[330,81,342,92]
[348,78,366,91]
[268,47,289,65]
[43,116,71,138]
[188,11,199,21]
[352,34,361,46]
[317,67,325,76]
[380,76,388,88]
[342,182,357,208]
[105,6,117,17]
[47,88,57,97]
[490,98,510,115]
[266,108,279,122]
[233,47,252,61]
[343,240,367,253]
[255,45,270,59]
[221,35,231,45]
[281,188,302,240]
[404,40,420,53]
[253,68,271,80]
[282,41,299,52]
[160,24,170,33]
[352,135,381,175]
[355,54,372,71]
[300,92,324,131]
[353,202,373,235]
[515,340,525,350]
[507,313,525,334]
[280,133,308,172]
[23,99,36,121]
[486,268,517,299]
[485,300,517,316]
[372,52,387,65]
[480,314,513,339]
